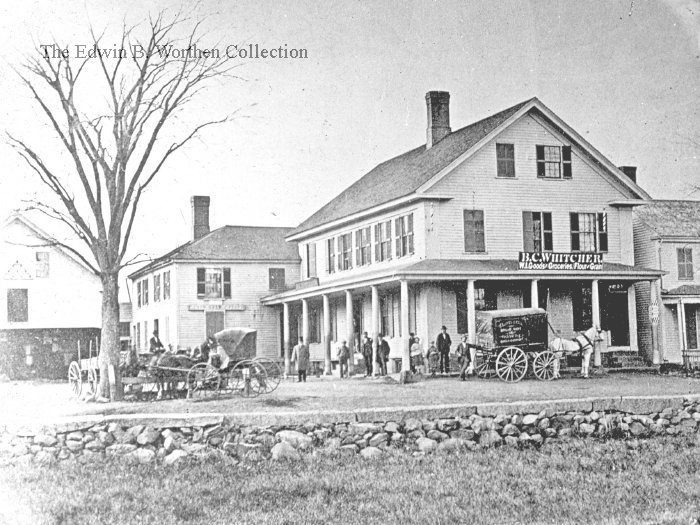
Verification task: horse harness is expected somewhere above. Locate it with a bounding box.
[574,332,595,354]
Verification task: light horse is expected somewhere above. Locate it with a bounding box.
[548,326,606,379]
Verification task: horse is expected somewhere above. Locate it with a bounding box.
[149,352,198,399]
[548,326,606,379]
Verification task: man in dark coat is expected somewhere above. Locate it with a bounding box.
[292,336,310,382]
[436,326,452,374]
[377,334,390,376]
[149,330,165,354]
[361,332,373,377]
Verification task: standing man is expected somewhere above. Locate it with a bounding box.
[361,332,373,377]
[292,336,309,383]
[377,334,390,376]
[337,340,350,378]
[436,325,452,375]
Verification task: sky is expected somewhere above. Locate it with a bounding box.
[0,0,698,278]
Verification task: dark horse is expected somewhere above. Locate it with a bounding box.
[149,337,216,399]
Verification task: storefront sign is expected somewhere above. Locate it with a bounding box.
[518,252,603,271]
[607,283,627,294]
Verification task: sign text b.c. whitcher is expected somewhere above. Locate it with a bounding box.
[518,252,603,271]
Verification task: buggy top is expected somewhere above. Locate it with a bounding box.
[475,308,548,349]
[214,328,257,360]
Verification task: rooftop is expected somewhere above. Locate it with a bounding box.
[635,200,700,238]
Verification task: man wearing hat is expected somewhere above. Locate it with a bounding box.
[337,340,350,378]
[436,325,452,375]
[149,330,165,354]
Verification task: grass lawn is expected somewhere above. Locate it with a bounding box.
[2,436,699,524]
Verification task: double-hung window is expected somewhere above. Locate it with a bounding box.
[463,210,485,252]
[163,271,170,300]
[137,281,142,307]
[141,279,149,306]
[326,238,336,274]
[355,227,371,266]
[196,268,232,299]
[306,243,317,278]
[375,221,392,262]
[678,247,694,280]
[339,233,352,270]
[153,274,161,302]
[536,145,572,179]
[496,143,515,178]
[269,268,286,290]
[523,212,553,252]
[395,214,414,257]
[570,213,607,252]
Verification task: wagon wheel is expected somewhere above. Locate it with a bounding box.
[495,346,528,382]
[187,363,221,399]
[68,361,82,397]
[532,351,557,381]
[475,355,496,379]
[252,358,282,393]
[86,368,99,397]
[228,360,268,397]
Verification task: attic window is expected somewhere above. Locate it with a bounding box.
[496,144,515,178]
[536,145,572,179]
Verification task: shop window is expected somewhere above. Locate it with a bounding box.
[496,143,515,178]
[463,210,485,252]
[7,289,28,322]
[678,247,694,280]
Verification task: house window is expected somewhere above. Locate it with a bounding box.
[523,212,553,252]
[570,213,607,252]
[326,238,336,274]
[7,289,28,322]
[536,145,572,179]
[395,214,414,258]
[163,271,170,300]
[269,268,286,290]
[355,227,371,266]
[678,247,694,280]
[496,143,515,178]
[137,281,142,308]
[463,210,485,252]
[306,243,317,278]
[154,274,161,302]
[153,318,159,335]
[141,279,149,306]
[339,233,353,270]
[35,252,49,278]
[374,221,392,262]
[196,268,232,299]
[119,322,130,339]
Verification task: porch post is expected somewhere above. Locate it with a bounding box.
[467,280,476,345]
[283,302,291,376]
[677,299,687,353]
[345,290,354,374]
[627,285,638,353]
[323,294,331,375]
[371,285,379,376]
[301,298,309,347]
[530,280,539,309]
[591,279,601,367]
[650,280,660,364]
[401,280,410,373]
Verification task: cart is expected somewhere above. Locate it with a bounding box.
[67,339,100,398]
[472,308,557,382]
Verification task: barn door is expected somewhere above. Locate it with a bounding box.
[205,311,225,338]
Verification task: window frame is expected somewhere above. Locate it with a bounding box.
[326,238,336,274]
[496,143,515,178]
[374,221,392,262]
[570,212,608,253]
[678,247,694,280]
[196,267,232,299]
[463,209,486,253]
[536,145,572,179]
[355,226,372,266]
[141,278,149,306]
[163,271,171,300]
[395,214,415,258]
[269,267,286,290]
[523,211,553,252]
[153,274,161,302]
[339,233,353,271]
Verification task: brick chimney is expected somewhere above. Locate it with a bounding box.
[426,91,451,149]
[191,196,210,241]
[618,166,637,183]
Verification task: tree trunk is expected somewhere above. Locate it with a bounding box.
[99,271,123,400]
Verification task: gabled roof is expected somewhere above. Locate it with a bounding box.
[635,200,700,238]
[288,98,533,237]
[129,225,300,279]
[289,96,650,239]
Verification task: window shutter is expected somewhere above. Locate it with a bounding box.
[597,213,608,252]
[196,268,205,297]
[464,210,474,252]
[386,222,392,260]
[543,212,553,251]
[536,145,545,177]
[475,210,485,252]
[522,211,534,251]
[355,231,361,265]
[223,268,231,298]
[570,213,580,251]
[408,214,414,254]
[395,218,402,257]
[562,146,572,178]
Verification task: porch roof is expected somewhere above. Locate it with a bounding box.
[260,258,663,304]
[663,284,700,297]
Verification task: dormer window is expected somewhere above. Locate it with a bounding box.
[536,145,572,179]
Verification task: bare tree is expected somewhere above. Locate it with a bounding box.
[7,11,239,399]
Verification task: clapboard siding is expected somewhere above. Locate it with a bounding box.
[659,240,700,291]
[633,219,659,270]
[428,114,635,261]
[130,263,178,350]
[299,203,427,283]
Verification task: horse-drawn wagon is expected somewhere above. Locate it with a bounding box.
[68,327,282,399]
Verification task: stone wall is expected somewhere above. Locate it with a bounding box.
[1,397,698,465]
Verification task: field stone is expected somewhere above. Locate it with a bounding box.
[66,441,84,452]
[137,428,160,446]
[106,444,137,456]
[163,449,188,466]
[360,447,383,459]
[34,450,56,465]
[437,419,459,432]
[502,424,519,436]
[629,422,646,436]
[384,422,400,433]
[66,431,84,441]
[530,434,543,445]
[680,419,698,428]
[271,442,301,461]
[479,430,502,448]
[422,420,437,432]
[98,432,114,446]
[34,434,58,447]
[450,429,475,441]
[426,430,449,441]
[416,437,437,453]
[511,414,523,426]
[522,414,538,426]
[340,444,358,457]
[579,423,596,435]
[538,418,550,430]
[369,433,389,447]
[350,423,382,435]
[115,431,136,445]
[129,448,156,464]
[403,418,423,433]
[407,430,426,439]
[163,436,177,453]
[505,436,519,447]
[84,440,105,452]
[325,437,342,450]
[276,430,313,450]
[437,438,465,453]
